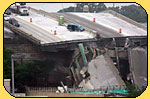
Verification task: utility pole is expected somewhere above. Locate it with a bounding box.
[62,3,64,13]
[74,3,76,12]
[11,54,25,96]
[113,3,115,8]
[11,55,15,96]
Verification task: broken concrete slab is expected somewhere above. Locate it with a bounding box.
[79,53,125,90]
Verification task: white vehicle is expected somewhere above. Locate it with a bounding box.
[18,5,29,16]
[4,14,10,21]
[9,5,29,16]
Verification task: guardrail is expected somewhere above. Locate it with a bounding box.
[4,20,147,52]
[103,10,147,30]
[4,21,41,45]
[26,87,57,92]
[26,85,126,93]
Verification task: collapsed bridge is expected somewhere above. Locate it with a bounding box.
[4,7,147,94]
[4,21,147,90]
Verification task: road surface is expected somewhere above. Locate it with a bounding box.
[8,12,95,44]
[52,13,123,38]
[14,16,64,44]
[72,12,147,36]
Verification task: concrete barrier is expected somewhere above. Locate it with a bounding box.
[26,92,104,97]
[4,79,11,93]
[103,10,147,30]
[4,21,41,45]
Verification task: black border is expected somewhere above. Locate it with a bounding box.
[3,2,148,98]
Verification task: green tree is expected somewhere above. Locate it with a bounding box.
[58,3,147,23]
[120,5,147,23]
[108,6,120,13]
[58,7,75,12]
[126,82,145,97]
[14,60,55,92]
[4,48,56,92]
[4,48,14,79]
[58,3,107,13]
[109,5,147,23]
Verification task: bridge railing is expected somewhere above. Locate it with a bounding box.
[26,85,126,93]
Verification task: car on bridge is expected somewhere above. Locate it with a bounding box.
[9,18,20,27]
[4,14,10,21]
[67,24,85,32]
[5,9,11,15]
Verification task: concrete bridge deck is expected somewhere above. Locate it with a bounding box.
[4,7,147,49]
[29,8,147,38]
[4,21,147,52]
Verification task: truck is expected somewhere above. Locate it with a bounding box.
[9,5,29,16]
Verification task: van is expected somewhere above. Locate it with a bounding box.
[5,9,11,15]
[9,18,20,27]
[67,24,85,32]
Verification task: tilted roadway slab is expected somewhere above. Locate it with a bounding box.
[10,14,64,44]
[72,12,147,37]
[8,12,95,45]
[79,53,125,90]
[50,12,147,37]
[50,13,124,38]
[128,47,147,89]
[28,8,147,38]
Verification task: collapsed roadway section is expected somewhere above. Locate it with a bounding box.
[4,6,147,95]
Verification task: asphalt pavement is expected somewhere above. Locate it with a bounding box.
[13,16,64,44]
[54,13,123,38]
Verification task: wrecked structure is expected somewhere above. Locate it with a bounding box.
[4,5,147,96]
[4,26,147,92]
[68,37,147,90]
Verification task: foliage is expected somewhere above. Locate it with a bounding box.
[58,3,147,23]
[59,7,75,12]
[126,82,146,97]
[108,5,147,23]
[4,48,55,92]
[14,60,55,92]
[4,48,14,79]
[58,3,107,13]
